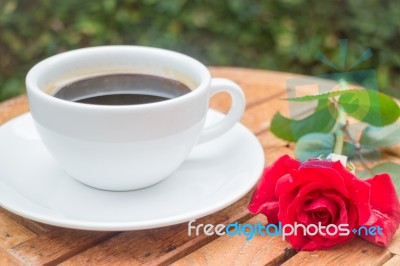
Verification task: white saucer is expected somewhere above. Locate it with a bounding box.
[0,110,264,231]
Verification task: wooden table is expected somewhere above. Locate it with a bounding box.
[0,67,399,265]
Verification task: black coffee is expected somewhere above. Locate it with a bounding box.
[53,74,192,105]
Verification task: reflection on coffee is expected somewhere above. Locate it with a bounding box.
[53,74,191,105]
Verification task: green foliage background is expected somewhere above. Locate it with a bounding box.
[1,0,399,102]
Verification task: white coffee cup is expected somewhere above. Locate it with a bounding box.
[26,46,245,191]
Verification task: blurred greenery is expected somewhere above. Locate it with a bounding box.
[1,0,399,102]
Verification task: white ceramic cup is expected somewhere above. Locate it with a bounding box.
[26,46,245,191]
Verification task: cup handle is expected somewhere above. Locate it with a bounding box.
[197,78,246,144]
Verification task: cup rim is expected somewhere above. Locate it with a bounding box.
[26,45,211,111]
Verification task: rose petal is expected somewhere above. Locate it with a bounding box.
[279,194,312,251]
[248,155,399,251]
[366,174,400,222]
[310,208,330,225]
[282,183,339,225]
[276,167,350,198]
[248,155,300,223]
[278,189,301,223]
[301,159,338,169]
[297,191,321,224]
[306,196,356,246]
[303,196,338,224]
[302,160,373,225]
[281,183,323,224]
[282,194,355,250]
[335,162,375,225]
[360,174,400,247]
[322,191,350,226]
[281,181,356,249]
[253,202,279,224]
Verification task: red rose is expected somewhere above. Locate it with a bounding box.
[248,155,400,251]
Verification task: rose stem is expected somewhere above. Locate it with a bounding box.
[342,124,371,172]
[333,79,347,155]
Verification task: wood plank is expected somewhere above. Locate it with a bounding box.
[208,67,339,103]
[210,67,334,135]
[258,130,294,154]
[60,195,254,266]
[240,89,320,134]
[0,208,54,235]
[265,147,295,166]
[0,95,29,125]
[171,215,295,266]
[0,249,23,266]
[208,67,303,93]
[282,238,391,266]
[10,230,118,265]
[209,84,284,114]
[0,213,36,249]
[209,68,293,114]
[240,96,311,134]
[383,255,400,266]
[388,230,400,256]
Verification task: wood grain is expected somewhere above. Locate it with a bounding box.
[383,255,400,266]
[0,248,22,266]
[60,195,253,266]
[171,215,295,266]
[388,230,400,256]
[208,67,299,114]
[0,208,54,235]
[0,95,29,126]
[10,230,118,265]
[281,238,391,266]
[0,213,36,249]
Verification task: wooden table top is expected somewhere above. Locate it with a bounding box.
[0,67,399,265]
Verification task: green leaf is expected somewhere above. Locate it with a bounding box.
[287,89,399,126]
[357,162,400,196]
[343,142,357,159]
[338,90,399,126]
[360,124,400,148]
[286,90,355,102]
[294,133,356,161]
[315,98,330,111]
[270,100,338,142]
[359,148,381,161]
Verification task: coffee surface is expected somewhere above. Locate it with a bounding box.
[53,74,191,105]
